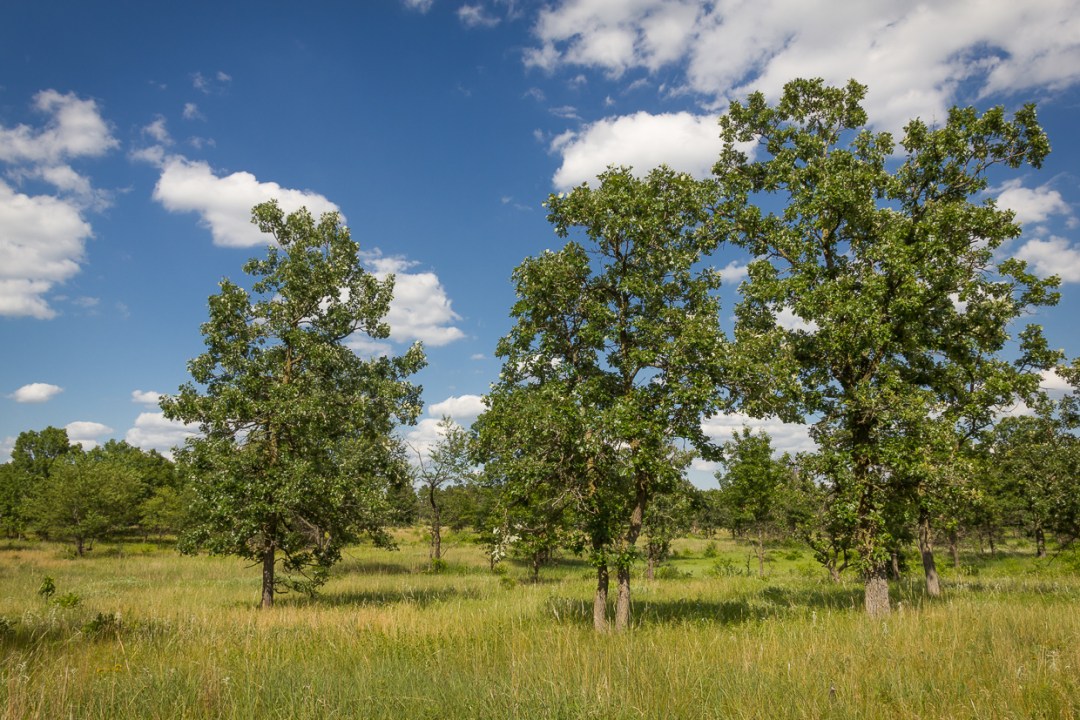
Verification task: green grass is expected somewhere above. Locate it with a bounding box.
[2,533,1079,718]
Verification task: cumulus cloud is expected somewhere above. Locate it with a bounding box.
[131,389,163,406]
[0,90,114,318]
[428,394,486,421]
[125,412,198,458]
[0,436,14,463]
[404,394,486,462]
[995,179,1073,228]
[0,181,92,318]
[530,1,1080,182]
[182,103,204,121]
[550,111,725,189]
[402,0,434,12]
[719,260,748,284]
[151,155,340,247]
[65,420,114,450]
[701,412,814,457]
[10,382,64,403]
[1015,236,1080,283]
[362,252,466,346]
[0,90,117,164]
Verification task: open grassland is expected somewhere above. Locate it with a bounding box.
[2,532,1079,719]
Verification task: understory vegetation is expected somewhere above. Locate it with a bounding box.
[2,531,1079,719]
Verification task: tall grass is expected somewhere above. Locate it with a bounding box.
[2,534,1078,718]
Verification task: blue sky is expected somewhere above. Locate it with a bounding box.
[2,0,1079,483]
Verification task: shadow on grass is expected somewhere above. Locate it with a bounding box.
[306,586,483,609]
[546,583,866,628]
[334,558,416,576]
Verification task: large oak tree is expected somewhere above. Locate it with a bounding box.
[715,79,1059,615]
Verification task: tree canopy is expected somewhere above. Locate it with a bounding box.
[163,201,425,607]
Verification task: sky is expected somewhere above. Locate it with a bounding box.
[2,0,1079,486]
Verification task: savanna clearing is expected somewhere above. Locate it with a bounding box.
[2,531,1078,719]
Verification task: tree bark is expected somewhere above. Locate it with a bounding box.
[429,485,442,561]
[615,564,632,631]
[864,564,890,616]
[261,539,275,609]
[918,514,941,597]
[948,529,960,569]
[756,528,766,578]
[593,564,609,632]
[645,548,656,581]
[614,485,647,631]
[1034,524,1046,558]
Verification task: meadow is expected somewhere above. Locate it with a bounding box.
[2,531,1079,719]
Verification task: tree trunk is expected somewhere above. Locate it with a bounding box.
[429,485,441,561]
[756,529,766,578]
[593,564,609,632]
[948,529,960,569]
[614,564,633,631]
[645,548,656,581]
[827,563,841,583]
[75,535,85,557]
[261,540,275,609]
[614,485,647,632]
[864,564,890,616]
[889,551,901,581]
[918,515,941,597]
[1034,524,1046,558]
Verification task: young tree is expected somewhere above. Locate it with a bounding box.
[486,166,730,630]
[642,474,699,580]
[412,416,472,563]
[163,201,425,608]
[714,429,793,577]
[25,451,143,555]
[715,79,1059,615]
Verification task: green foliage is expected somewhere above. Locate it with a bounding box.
[715,78,1059,609]
[24,452,143,556]
[482,165,731,628]
[162,201,425,606]
[37,575,55,601]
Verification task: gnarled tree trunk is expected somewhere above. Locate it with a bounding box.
[614,485,647,631]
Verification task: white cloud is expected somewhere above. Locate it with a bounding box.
[65,420,114,451]
[1040,368,1072,393]
[125,412,198,458]
[131,389,163,406]
[402,0,434,12]
[428,394,486,422]
[1015,236,1080,282]
[531,1,1080,179]
[182,103,204,121]
[776,306,818,333]
[0,91,114,318]
[0,436,14,463]
[152,155,340,247]
[362,252,466,346]
[458,4,500,27]
[701,412,814,457]
[193,71,231,94]
[0,180,92,318]
[550,111,725,189]
[142,116,172,144]
[0,90,117,165]
[995,179,1072,227]
[10,382,63,403]
[719,260,748,284]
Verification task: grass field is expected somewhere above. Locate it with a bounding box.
[2,530,1079,719]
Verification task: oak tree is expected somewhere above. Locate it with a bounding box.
[163,201,425,608]
[715,79,1059,614]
